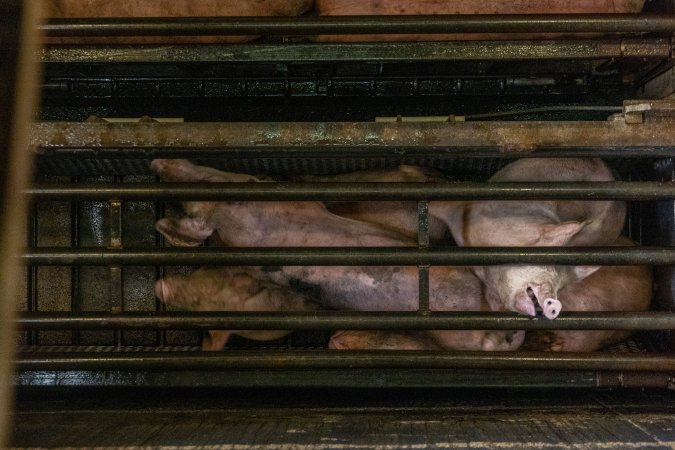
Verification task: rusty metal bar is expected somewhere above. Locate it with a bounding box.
[417,201,430,314]
[40,39,673,63]
[108,197,123,347]
[40,15,675,36]
[25,182,675,201]
[15,350,675,372]
[15,311,675,331]
[70,179,81,346]
[22,246,675,266]
[30,121,675,156]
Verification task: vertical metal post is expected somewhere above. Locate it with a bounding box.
[26,202,38,346]
[109,195,124,347]
[0,0,42,446]
[417,201,431,313]
[70,177,80,345]
[155,199,166,346]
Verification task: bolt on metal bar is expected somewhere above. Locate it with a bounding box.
[15,350,675,372]
[22,246,675,266]
[16,311,675,331]
[40,14,675,36]
[25,181,675,201]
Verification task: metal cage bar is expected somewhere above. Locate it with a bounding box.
[16,311,675,331]
[25,182,675,201]
[40,14,675,36]
[22,246,675,266]
[16,350,675,372]
[40,39,674,63]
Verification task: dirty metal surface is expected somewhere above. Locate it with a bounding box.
[41,38,673,63]
[31,120,675,155]
[10,388,675,449]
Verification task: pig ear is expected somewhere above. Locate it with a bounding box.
[571,265,602,281]
[538,221,586,246]
[155,217,214,247]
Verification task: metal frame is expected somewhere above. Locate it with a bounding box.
[39,15,675,36]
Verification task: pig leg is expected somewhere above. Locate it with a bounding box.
[329,330,442,350]
[202,331,233,351]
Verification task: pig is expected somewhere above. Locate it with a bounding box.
[429,158,627,319]
[329,330,442,350]
[314,0,645,41]
[151,158,524,351]
[523,236,652,352]
[155,266,319,350]
[44,0,313,44]
[299,165,450,244]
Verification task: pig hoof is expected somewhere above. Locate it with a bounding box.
[328,331,347,350]
[542,298,562,320]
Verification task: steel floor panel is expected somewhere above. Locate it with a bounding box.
[9,388,675,449]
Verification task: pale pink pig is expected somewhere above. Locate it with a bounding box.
[315,0,645,41]
[44,0,313,44]
[430,158,627,319]
[523,236,652,352]
[151,159,524,351]
[155,266,318,350]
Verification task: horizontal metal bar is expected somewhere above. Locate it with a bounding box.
[15,350,675,372]
[41,15,675,36]
[41,39,672,63]
[31,121,675,154]
[26,181,675,201]
[22,246,675,266]
[15,368,601,388]
[16,311,675,331]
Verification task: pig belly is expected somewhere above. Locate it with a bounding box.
[44,0,312,44]
[315,0,645,41]
[524,238,652,352]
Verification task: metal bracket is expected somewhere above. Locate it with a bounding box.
[622,99,675,123]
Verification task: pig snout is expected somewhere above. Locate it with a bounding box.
[527,285,562,320]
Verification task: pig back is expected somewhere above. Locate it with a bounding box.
[44,0,313,44]
[488,158,626,245]
[314,0,645,41]
[300,166,451,244]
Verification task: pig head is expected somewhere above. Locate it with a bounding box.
[523,236,653,352]
[155,266,318,350]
